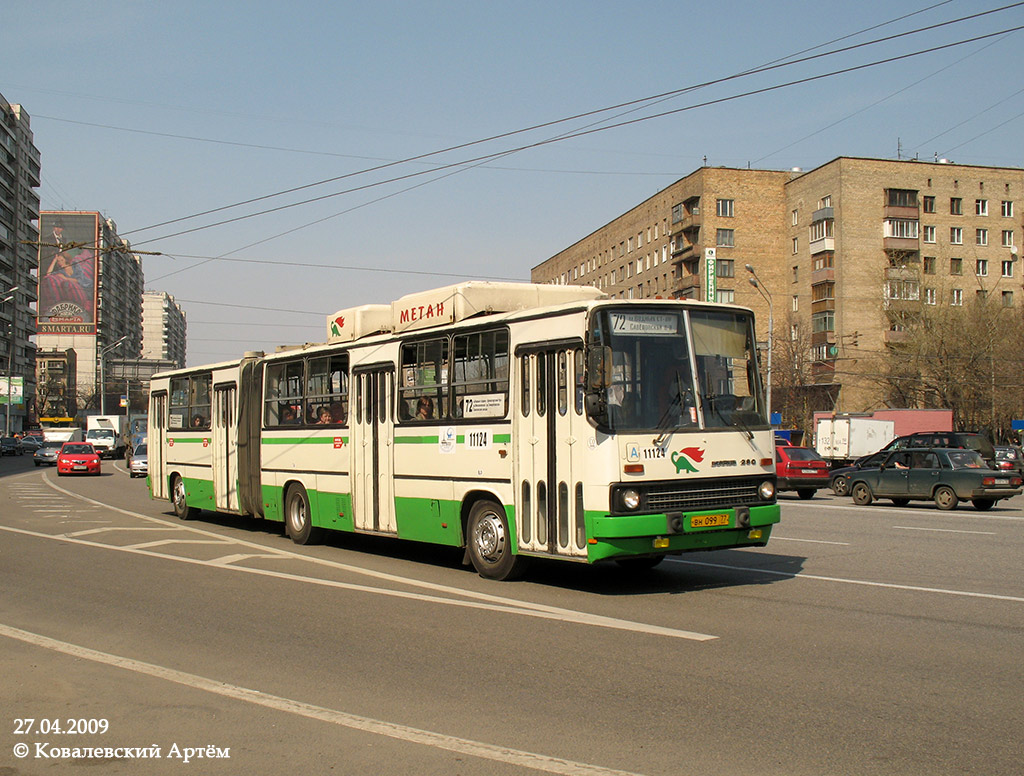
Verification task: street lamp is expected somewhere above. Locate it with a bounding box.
[99,335,128,414]
[2,286,18,436]
[744,264,773,422]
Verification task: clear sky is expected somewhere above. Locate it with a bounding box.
[4,0,1023,365]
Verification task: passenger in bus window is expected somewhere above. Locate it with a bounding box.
[416,396,434,420]
[280,406,298,424]
[191,414,204,428]
[329,401,347,424]
[315,407,332,424]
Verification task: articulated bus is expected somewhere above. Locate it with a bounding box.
[148,282,779,579]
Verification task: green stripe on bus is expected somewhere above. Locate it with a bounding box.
[261,437,348,445]
[394,433,512,445]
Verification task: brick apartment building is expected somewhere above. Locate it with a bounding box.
[532,156,1024,419]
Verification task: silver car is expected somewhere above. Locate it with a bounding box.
[34,444,62,466]
[128,443,148,478]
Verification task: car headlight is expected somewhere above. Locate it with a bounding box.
[620,489,641,511]
[759,480,776,500]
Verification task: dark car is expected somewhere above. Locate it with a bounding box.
[19,434,45,452]
[830,450,890,496]
[776,443,830,499]
[848,447,1021,511]
[994,445,1024,476]
[881,431,995,466]
[1,437,24,456]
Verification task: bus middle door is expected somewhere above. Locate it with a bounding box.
[352,366,396,534]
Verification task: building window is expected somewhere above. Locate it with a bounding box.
[1003,290,1014,307]
[950,197,963,215]
[792,294,799,311]
[951,288,963,306]
[811,282,834,301]
[950,227,963,245]
[922,225,936,243]
[887,189,918,207]
[1002,230,1014,248]
[1003,260,1014,278]
[1002,200,1014,217]
[716,259,734,278]
[923,256,936,274]
[716,228,735,247]
[792,237,799,254]
[671,203,684,223]
[792,265,799,282]
[716,198,734,217]
[627,237,634,253]
[977,259,988,276]
[976,199,988,216]
[925,287,937,305]
[976,228,988,246]
[977,290,988,301]
[811,310,835,332]
[813,251,834,271]
[923,195,936,213]
[716,289,735,303]
[950,257,963,275]
[810,219,834,241]
[886,279,920,301]
[885,219,919,239]
[791,209,799,226]
[819,195,832,208]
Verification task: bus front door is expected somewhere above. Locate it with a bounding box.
[149,392,167,500]
[352,366,396,534]
[515,345,587,559]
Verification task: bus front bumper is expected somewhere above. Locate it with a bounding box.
[587,503,781,563]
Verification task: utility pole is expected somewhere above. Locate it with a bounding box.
[2,286,18,436]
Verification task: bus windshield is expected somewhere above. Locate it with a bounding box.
[587,307,767,433]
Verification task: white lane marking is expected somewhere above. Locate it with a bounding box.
[0,524,715,642]
[127,539,235,550]
[209,553,299,566]
[64,526,181,537]
[668,558,1024,602]
[769,536,851,546]
[0,623,645,776]
[38,474,717,641]
[893,526,996,535]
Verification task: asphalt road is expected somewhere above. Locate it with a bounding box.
[1,452,1021,775]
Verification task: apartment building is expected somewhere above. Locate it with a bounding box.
[533,157,1023,416]
[0,92,41,432]
[141,291,186,367]
[35,211,144,414]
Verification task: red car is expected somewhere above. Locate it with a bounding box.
[776,443,830,499]
[56,442,102,476]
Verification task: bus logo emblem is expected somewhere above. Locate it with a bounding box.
[671,447,704,474]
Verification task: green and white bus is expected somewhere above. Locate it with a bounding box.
[148,282,779,579]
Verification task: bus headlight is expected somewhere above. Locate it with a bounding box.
[620,489,641,511]
[759,480,776,500]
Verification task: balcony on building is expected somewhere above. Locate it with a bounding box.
[883,329,911,344]
[673,273,700,295]
[883,235,919,252]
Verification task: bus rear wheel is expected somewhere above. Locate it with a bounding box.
[286,484,323,545]
[467,500,528,581]
[172,475,193,520]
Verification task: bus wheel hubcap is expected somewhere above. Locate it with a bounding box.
[475,513,505,562]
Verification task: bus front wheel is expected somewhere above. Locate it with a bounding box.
[467,500,528,581]
[172,475,193,520]
[286,484,323,545]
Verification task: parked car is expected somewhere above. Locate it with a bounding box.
[994,445,1024,476]
[1,437,24,456]
[56,442,102,476]
[34,443,62,466]
[830,450,889,496]
[848,447,1021,511]
[128,443,148,478]
[776,443,830,499]
[880,431,995,466]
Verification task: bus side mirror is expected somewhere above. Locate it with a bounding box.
[587,346,612,390]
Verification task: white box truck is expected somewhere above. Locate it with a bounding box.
[85,415,128,458]
[815,416,895,464]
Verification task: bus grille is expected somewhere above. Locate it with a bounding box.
[645,477,767,512]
